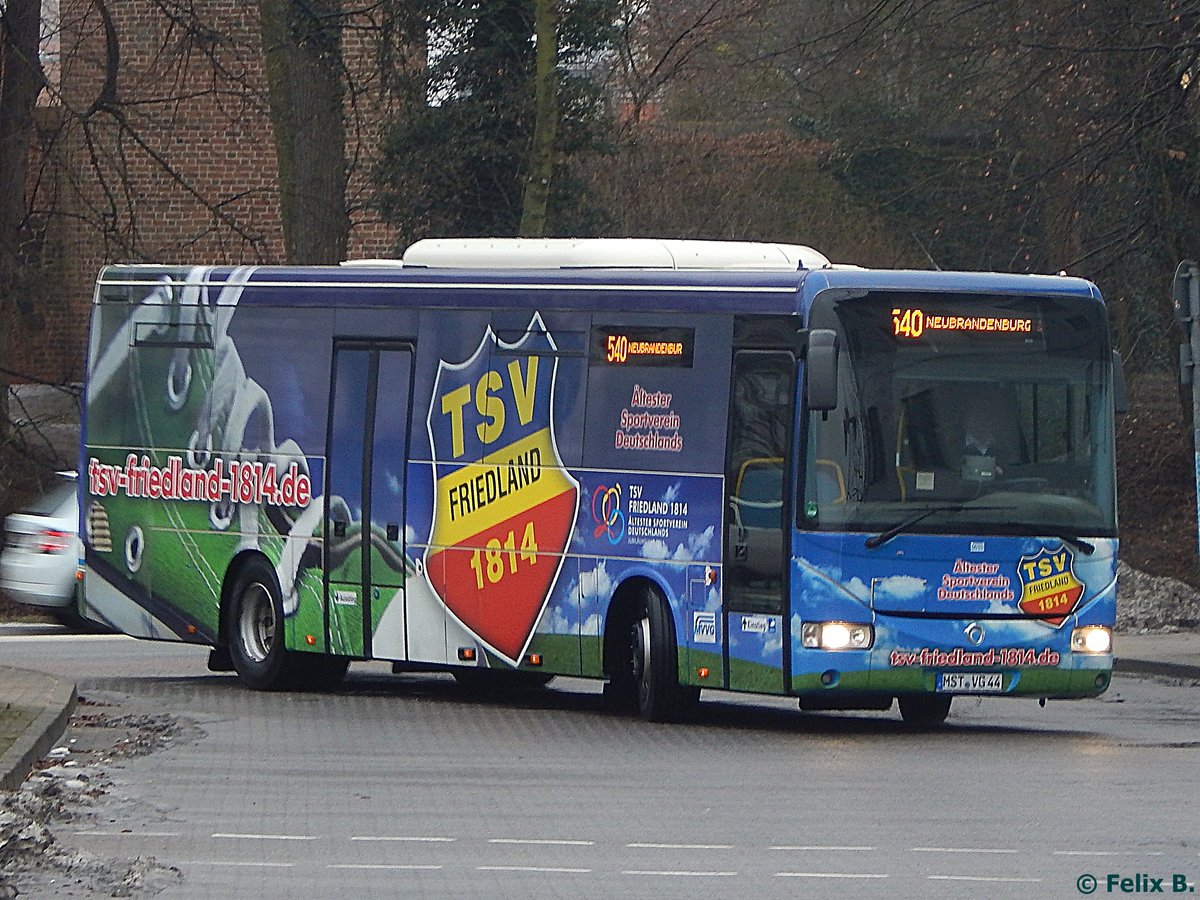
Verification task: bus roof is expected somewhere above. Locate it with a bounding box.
[802,267,1102,302]
[96,242,1102,315]
[389,237,832,271]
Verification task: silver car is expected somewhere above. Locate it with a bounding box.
[1,472,83,624]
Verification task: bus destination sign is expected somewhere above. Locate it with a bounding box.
[892,307,1036,340]
[591,326,695,367]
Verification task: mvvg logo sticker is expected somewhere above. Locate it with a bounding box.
[425,314,579,664]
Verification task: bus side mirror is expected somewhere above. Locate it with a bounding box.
[805,329,839,412]
[1112,350,1128,416]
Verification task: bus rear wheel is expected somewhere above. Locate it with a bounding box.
[228,558,293,690]
[898,695,952,728]
[226,556,347,691]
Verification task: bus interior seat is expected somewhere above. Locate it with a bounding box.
[729,458,783,579]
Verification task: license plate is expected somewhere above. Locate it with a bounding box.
[937,672,1004,693]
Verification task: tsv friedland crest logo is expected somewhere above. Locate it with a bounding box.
[425,314,579,664]
[1017,544,1085,627]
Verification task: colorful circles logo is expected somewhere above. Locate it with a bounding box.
[591,484,625,544]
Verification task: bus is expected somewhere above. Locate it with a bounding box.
[79,238,1121,726]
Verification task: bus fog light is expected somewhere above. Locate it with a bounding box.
[802,621,873,650]
[1071,625,1112,654]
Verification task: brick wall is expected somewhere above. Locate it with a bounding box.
[9,0,402,383]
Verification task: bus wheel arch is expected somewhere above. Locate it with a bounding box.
[219,552,347,691]
[602,577,696,722]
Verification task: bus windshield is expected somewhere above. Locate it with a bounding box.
[802,291,1116,538]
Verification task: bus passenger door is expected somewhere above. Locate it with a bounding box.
[326,342,414,660]
[723,350,793,694]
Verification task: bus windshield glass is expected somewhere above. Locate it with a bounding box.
[803,291,1116,538]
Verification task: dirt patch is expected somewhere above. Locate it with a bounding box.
[0,699,186,898]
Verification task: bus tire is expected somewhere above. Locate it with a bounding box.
[898,695,952,728]
[631,586,691,723]
[227,556,301,691]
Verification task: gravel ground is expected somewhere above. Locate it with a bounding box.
[1117,561,1200,633]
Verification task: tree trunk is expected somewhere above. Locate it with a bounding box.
[519,0,558,238]
[0,0,45,440]
[257,0,349,264]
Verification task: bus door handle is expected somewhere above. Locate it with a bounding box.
[333,521,347,538]
[386,523,400,541]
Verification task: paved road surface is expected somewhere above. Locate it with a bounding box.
[2,627,1198,898]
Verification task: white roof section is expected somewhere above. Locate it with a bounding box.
[345,238,831,271]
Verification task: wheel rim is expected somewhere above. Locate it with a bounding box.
[238,581,276,663]
[632,614,651,706]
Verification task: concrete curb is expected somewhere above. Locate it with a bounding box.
[1115,658,1200,681]
[0,668,77,791]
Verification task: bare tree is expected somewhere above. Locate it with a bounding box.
[258,0,350,263]
[519,0,557,237]
[0,0,46,441]
[772,0,1200,371]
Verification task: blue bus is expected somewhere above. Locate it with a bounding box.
[80,239,1120,726]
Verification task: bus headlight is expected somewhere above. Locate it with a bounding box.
[1070,625,1112,654]
[802,621,874,650]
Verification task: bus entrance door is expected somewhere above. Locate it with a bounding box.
[326,342,415,660]
[722,350,792,694]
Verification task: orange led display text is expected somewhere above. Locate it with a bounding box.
[892,307,1034,340]
[606,335,684,364]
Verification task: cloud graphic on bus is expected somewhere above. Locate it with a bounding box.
[640,540,670,560]
[873,575,928,601]
[794,557,871,604]
[385,470,402,495]
[545,603,573,635]
[580,561,614,600]
[638,525,715,563]
[683,526,715,559]
[704,585,720,612]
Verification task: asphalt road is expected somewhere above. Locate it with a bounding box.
[3,625,1199,899]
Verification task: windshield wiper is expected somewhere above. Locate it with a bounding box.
[864,505,1008,550]
[1052,532,1095,555]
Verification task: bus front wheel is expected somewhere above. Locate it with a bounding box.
[898,695,952,728]
[629,586,697,723]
